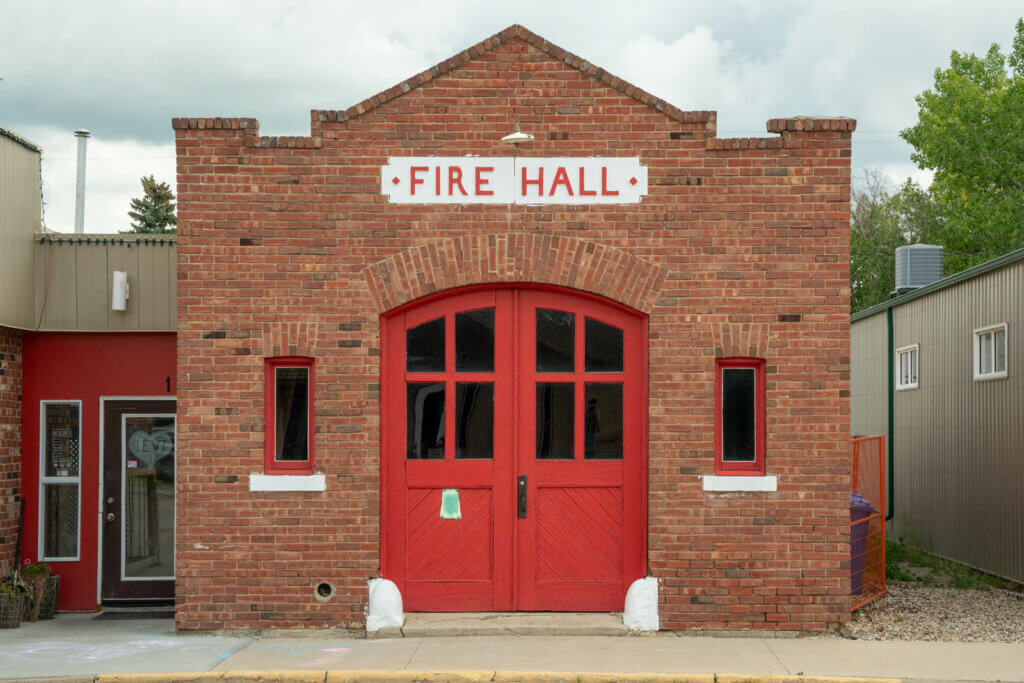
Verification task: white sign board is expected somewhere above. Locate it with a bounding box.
[381,157,647,205]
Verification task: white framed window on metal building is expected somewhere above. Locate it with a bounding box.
[39,400,82,561]
[895,344,919,390]
[973,323,1008,381]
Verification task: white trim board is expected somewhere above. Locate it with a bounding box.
[702,475,778,492]
[249,473,326,492]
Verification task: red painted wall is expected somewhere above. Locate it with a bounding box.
[21,332,175,610]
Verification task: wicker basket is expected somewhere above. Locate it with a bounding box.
[39,575,60,620]
[0,592,26,629]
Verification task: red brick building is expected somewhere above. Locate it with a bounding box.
[172,24,854,632]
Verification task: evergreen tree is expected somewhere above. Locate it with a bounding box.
[125,175,176,233]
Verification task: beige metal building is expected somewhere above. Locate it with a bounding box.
[851,248,1024,583]
[0,125,177,333]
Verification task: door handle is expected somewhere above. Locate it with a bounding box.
[517,476,527,519]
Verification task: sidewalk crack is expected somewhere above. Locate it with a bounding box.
[209,636,255,671]
[762,639,791,675]
[401,637,424,670]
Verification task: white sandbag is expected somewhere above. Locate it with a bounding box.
[623,576,659,631]
[366,577,404,632]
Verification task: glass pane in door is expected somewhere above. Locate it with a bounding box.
[122,415,176,579]
[536,383,574,459]
[536,309,575,372]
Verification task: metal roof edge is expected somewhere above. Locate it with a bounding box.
[851,247,1024,323]
[0,125,42,153]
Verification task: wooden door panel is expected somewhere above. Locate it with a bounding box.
[536,487,623,583]
[516,289,645,612]
[406,488,493,581]
[384,288,514,611]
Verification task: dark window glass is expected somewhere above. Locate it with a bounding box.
[536,309,574,372]
[722,368,756,462]
[455,308,495,372]
[455,383,494,459]
[584,383,623,459]
[407,382,445,459]
[407,317,445,372]
[536,383,574,459]
[44,402,80,478]
[43,484,78,558]
[585,318,623,372]
[275,367,309,461]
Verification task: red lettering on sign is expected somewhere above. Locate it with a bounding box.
[410,166,428,195]
[549,166,574,196]
[435,166,441,195]
[521,167,543,196]
[601,167,619,196]
[449,167,467,196]
[578,167,596,196]
[475,167,494,196]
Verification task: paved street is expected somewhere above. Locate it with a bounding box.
[1,614,1023,681]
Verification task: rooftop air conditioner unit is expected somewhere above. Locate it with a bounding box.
[895,244,943,295]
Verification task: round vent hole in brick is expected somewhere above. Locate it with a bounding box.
[315,582,335,602]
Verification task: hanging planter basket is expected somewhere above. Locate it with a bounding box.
[0,592,27,629]
[39,575,60,620]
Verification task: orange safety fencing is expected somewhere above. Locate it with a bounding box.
[851,435,886,611]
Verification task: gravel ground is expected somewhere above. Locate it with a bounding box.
[843,581,1024,642]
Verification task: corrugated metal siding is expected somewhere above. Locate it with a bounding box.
[850,312,887,437]
[33,238,176,331]
[890,260,1024,582]
[0,135,41,328]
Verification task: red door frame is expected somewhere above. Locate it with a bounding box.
[380,284,648,612]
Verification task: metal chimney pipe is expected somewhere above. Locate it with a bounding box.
[73,130,90,234]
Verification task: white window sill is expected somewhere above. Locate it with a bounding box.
[702,475,777,492]
[896,384,918,391]
[249,473,326,492]
[974,372,1007,382]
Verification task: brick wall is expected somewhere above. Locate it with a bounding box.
[174,25,852,632]
[0,326,23,574]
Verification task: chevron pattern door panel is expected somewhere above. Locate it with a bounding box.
[536,487,623,582]
[406,488,492,581]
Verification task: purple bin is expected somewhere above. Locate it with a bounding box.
[850,492,875,595]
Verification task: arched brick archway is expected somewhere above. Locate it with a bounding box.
[362,233,666,315]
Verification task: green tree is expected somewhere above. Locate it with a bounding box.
[125,175,176,234]
[850,169,944,312]
[900,19,1024,274]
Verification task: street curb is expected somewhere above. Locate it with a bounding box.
[76,671,906,683]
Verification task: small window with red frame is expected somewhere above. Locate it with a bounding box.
[265,357,314,474]
[715,358,765,475]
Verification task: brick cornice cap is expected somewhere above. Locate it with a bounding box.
[766,116,857,133]
[363,233,667,314]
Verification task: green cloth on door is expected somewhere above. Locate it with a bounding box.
[440,488,462,519]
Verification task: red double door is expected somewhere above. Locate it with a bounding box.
[383,287,646,611]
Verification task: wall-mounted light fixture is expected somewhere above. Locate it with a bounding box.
[501,123,534,145]
[112,271,129,311]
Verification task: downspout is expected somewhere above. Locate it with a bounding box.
[885,306,894,521]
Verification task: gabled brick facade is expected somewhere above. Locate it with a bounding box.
[174,25,853,632]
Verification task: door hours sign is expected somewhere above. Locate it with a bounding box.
[381,157,648,205]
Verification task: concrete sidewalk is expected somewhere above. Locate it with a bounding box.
[1,614,1022,682]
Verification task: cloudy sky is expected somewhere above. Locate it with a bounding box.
[3,1,1021,233]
